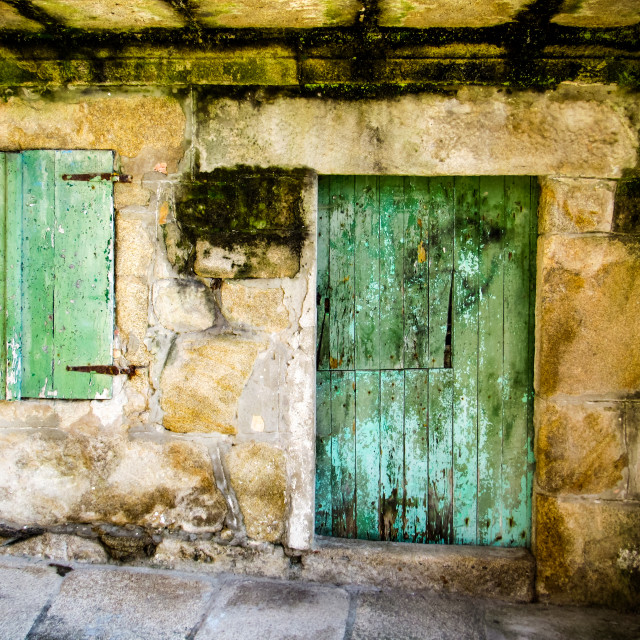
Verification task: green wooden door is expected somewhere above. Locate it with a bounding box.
[315,176,537,546]
[1,150,115,400]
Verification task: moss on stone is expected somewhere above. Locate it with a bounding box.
[174,166,308,275]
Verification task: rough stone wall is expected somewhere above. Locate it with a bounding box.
[0,89,317,563]
[534,177,640,610]
[0,84,638,607]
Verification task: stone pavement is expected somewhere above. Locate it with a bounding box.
[0,555,638,640]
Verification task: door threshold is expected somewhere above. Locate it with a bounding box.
[301,536,534,603]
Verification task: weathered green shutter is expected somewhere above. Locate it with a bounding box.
[315,176,537,547]
[1,150,114,400]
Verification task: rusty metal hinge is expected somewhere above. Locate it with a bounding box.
[66,365,144,378]
[61,173,133,183]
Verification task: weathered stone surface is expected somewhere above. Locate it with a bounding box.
[350,589,484,640]
[30,568,214,640]
[535,235,640,397]
[613,175,640,235]
[195,0,359,27]
[552,0,640,27]
[163,221,192,272]
[114,180,152,209]
[0,532,108,563]
[535,494,640,609]
[32,0,184,29]
[0,561,62,639]
[0,430,227,532]
[194,239,300,279]
[226,442,286,543]
[160,333,265,434]
[539,177,616,234]
[627,402,640,500]
[197,88,637,178]
[483,600,640,639]
[151,538,289,577]
[220,281,289,332]
[116,276,150,365]
[303,537,535,603]
[379,0,529,27]
[535,399,628,497]
[0,1,43,29]
[116,216,154,279]
[153,279,217,333]
[196,579,350,640]
[0,95,186,168]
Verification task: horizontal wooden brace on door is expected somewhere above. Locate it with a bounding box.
[61,172,132,183]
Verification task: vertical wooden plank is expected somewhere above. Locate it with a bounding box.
[0,153,5,394]
[355,370,380,540]
[354,176,380,370]
[53,151,114,399]
[452,176,480,545]
[404,369,429,542]
[21,151,56,398]
[315,370,332,536]
[316,176,331,371]
[477,176,505,546]
[379,369,404,540]
[329,176,355,371]
[428,177,455,368]
[331,370,356,538]
[403,177,430,370]
[525,179,539,548]
[427,369,454,543]
[379,177,405,370]
[501,176,533,547]
[4,153,22,400]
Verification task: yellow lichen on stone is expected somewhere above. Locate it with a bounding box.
[539,177,616,233]
[535,398,627,496]
[220,281,289,332]
[116,216,154,280]
[0,431,227,532]
[160,334,266,434]
[226,442,286,543]
[0,95,186,167]
[536,235,640,397]
[31,0,184,29]
[535,494,640,609]
[195,0,360,28]
[114,180,152,209]
[379,0,531,27]
[115,276,150,366]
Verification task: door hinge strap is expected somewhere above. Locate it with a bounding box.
[66,365,143,378]
[61,173,133,183]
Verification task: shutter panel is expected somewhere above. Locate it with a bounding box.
[2,150,114,400]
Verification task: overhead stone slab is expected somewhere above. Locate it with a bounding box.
[194,0,361,28]
[552,0,640,27]
[31,0,185,29]
[378,0,531,27]
[0,2,43,30]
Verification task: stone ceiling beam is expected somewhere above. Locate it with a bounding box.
[3,0,59,29]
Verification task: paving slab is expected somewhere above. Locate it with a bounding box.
[195,578,350,640]
[27,567,217,640]
[0,561,62,640]
[484,602,640,640]
[350,589,485,640]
